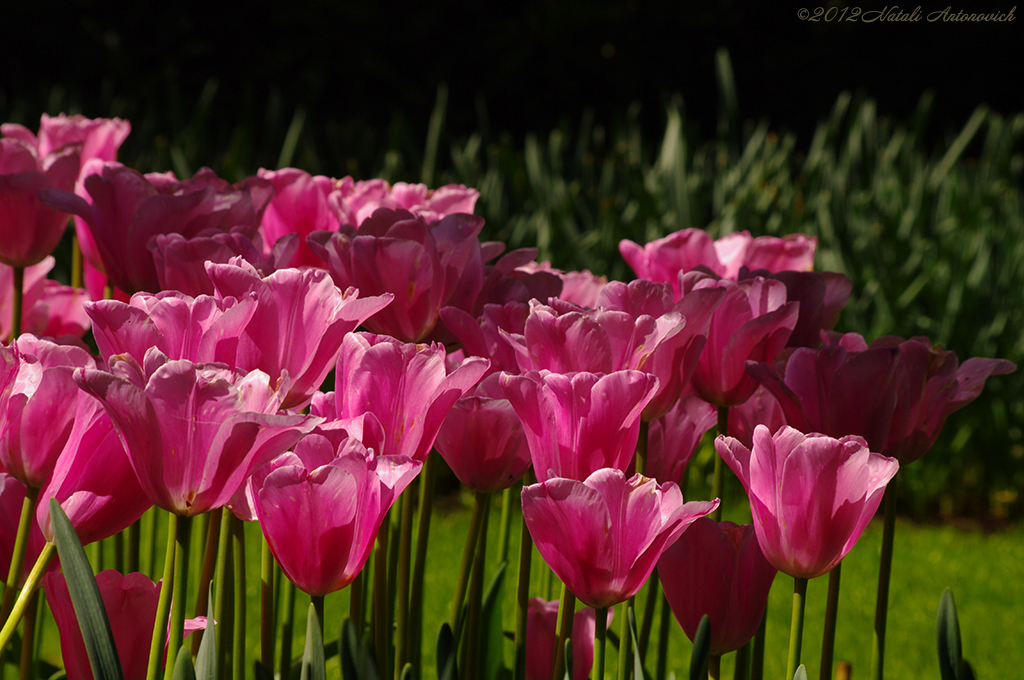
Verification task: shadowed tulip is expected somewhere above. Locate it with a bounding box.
[44,570,207,680]
[253,436,421,596]
[515,261,608,307]
[716,425,898,578]
[647,393,718,486]
[330,177,478,227]
[522,468,718,608]
[726,384,788,449]
[2,114,129,168]
[500,370,659,482]
[439,301,530,378]
[313,332,488,462]
[0,258,90,342]
[525,598,613,680]
[740,269,853,349]
[658,518,777,655]
[75,348,320,516]
[686,273,799,408]
[208,260,393,408]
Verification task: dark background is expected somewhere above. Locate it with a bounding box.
[3,0,1021,173]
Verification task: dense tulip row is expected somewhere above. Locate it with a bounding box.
[0,112,1016,680]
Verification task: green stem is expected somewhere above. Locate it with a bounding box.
[656,593,671,680]
[408,452,438,679]
[232,516,245,680]
[278,579,297,680]
[616,601,632,680]
[214,509,235,680]
[637,569,659,660]
[349,570,364,640]
[261,536,276,673]
[462,492,491,680]
[164,515,192,680]
[114,530,125,574]
[0,485,39,622]
[71,233,83,290]
[636,419,650,477]
[733,639,751,680]
[17,590,38,680]
[750,604,767,680]
[10,266,23,340]
[127,519,141,574]
[395,494,414,679]
[147,513,178,680]
[552,583,575,680]
[870,479,898,680]
[373,514,390,675]
[595,606,609,680]
[786,577,809,680]
[497,485,514,564]
[709,654,721,680]
[820,563,842,680]
[450,491,488,637]
[513,502,533,680]
[713,406,728,522]
[311,595,325,639]
[0,542,55,656]
[192,508,222,656]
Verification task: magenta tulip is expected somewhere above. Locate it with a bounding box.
[439,301,530,377]
[2,114,130,167]
[207,260,393,408]
[1,258,90,342]
[253,435,421,596]
[75,348,319,516]
[716,425,898,578]
[313,332,488,462]
[726,384,788,449]
[658,518,777,655]
[434,373,531,492]
[646,393,718,486]
[258,167,340,268]
[522,468,717,608]
[525,598,613,680]
[330,177,478,227]
[515,261,608,307]
[44,570,206,680]
[500,370,659,482]
[686,272,798,407]
[740,269,853,349]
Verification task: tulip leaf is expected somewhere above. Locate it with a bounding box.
[399,663,413,680]
[563,638,573,680]
[171,646,196,680]
[628,607,645,680]
[689,614,711,680]
[194,584,216,680]
[437,622,458,680]
[937,588,973,680]
[49,498,125,680]
[481,561,508,680]
[253,661,272,680]
[300,604,326,680]
[339,618,379,680]
[792,664,808,680]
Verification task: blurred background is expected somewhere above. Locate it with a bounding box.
[3,0,1022,520]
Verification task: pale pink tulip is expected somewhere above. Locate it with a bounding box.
[716,425,898,578]
[500,370,659,482]
[522,468,717,608]
[658,518,777,655]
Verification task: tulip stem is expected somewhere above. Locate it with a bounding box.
[750,604,767,680]
[232,516,246,680]
[733,639,751,680]
[147,513,178,680]
[552,582,575,680]
[261,536,276,673]
[373,514,390,676]
[395,494,414,679]
[656,592,671,680]
[786,577,808,680]
[713,406,729,522]
[0,542,55,657]
[820,563,842,680]
[17,589,39,680]
[616,601,632,680]
[513,500,533,680]
[450,490,488,638]
[164,514,192,680]
[10,266,23,340]
[311,595,325,637]
[71,233,83,290]
[127,519,141,574]
[498,485,514,564]
[637,569,659,660]
[462,492,491,680]
[709,654,721,680]
[636,419,649,477]
[192,508,222,656]
[595,606,609,680]
[349,571,364,639]
[870,479,898,680]
[278,579,297,680]
[0,485,39,623]
[409,451,439,678]
[215,509,235,680]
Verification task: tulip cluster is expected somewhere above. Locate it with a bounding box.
[0,110,1016,680]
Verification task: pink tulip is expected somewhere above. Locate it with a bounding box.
[36,394,151,545]
[619,228,816,295]
[658,518,777,655]
[75,348,319,516]
[2,114,130,166]
[1,258,91,342]
[258,167,340,268]
[739,269,853,349]
[686,273,799,408]
[726,384,787,449]
[313,332,488,462]
[716,425,898,578]
[0,137,80,267]
[86,291,257,367]
[646,393,718,486]
[330,177,478,227]
[253,435,421,596]
[522,468,717,608]
[476,248,563,311]
[1,335,96,487]
[500,370,659,482]
[435,373,531,492]
[0,473,44,582]
[308,208,486,342]
[525,598,613,680]
[745,335,902,451]
[596,279,726,420]
[439,301,530,377]
[44,161,273,294]
[208,260,393,408]
[44,570,207,680]
[864,335,1016,463]
[515,261,608,307]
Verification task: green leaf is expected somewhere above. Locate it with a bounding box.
[300,604,326,680]
[628,606,644,680]
[689,615,711,680]
[793,664,808,680]
[437,622,458,680]
[49,498,125,680]
[194,584,216,680]
[563,638,572,680]
[339,618,379,680]
[480,561,508,680]
[937,589,964,680]
[170,646,196,680]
